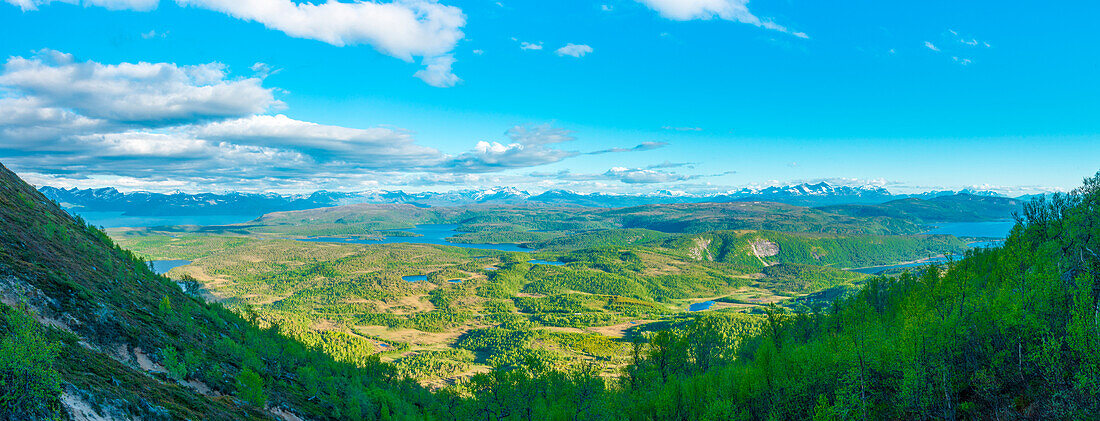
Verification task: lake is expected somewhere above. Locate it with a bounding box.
[528,259,564,266]
[850,256,952,275]
[70,211,258,228]
[150,260,191,275]
[923,220,1015,239]
[402,275,427,282]
[689,301,716,311]
[299,224,531,252]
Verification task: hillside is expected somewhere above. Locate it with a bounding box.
[8,158,1096,420]
[0,163,436,419]
[817,193,1023,223]
[447,172,1100,419]
[601,201,922,235]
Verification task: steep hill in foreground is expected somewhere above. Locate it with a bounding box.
[0,163,435,420]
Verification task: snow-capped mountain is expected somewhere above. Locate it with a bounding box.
[711,182,894,206]
[37,182,1040,217]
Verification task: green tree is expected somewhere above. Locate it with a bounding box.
[162,346,186,381]
[158,295,173,316]
[235,367,267,408]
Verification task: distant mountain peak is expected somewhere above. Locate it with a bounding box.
[39,182,1033,216]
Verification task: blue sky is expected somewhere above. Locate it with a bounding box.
[1,0,1097,195]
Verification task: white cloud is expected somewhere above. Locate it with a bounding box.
[519,41,543,51]
[637,0,806,37]
[5,0,467,87]
[606,167,692,184]
[439,124,577,172]
[249,62,279,79]
[662,125,703,131]
[0,52,621,191]
[588,141,668,155]
[555,43,593,58]
[413,54,460,87]
[176,0,465,61]
[190,114,439,165]
[948,29,990,48]
[601,4,613,11]
[3,0,157,11]
[952,56,972,66]
[924,41,940,52]
[472,49,484,55]
[0,50,278,125]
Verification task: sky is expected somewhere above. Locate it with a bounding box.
[1,0,1097,196]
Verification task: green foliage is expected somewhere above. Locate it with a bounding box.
[606,202,922,235]
[235,367,267,408]
[759,263,866,293]
[394,349,475,380]
[0,305,62,419]
[162,346,186,381]
[677,230,967,270]
[451,171,1100,419]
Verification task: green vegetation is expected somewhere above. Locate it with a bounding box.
[6,158,1081,419]
[0,305,62,419]
[817,193,1022,223]
[450,172,1100,419]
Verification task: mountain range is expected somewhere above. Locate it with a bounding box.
[38,182,1026,218]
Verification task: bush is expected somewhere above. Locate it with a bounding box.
[0,305,62,419]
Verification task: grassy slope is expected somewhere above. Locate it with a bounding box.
[0,163,436,420]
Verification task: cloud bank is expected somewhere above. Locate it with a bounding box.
[0,52,673,192]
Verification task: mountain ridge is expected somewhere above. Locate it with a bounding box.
[39,182,1035,217]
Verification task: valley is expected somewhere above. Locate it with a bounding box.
[108,196,1015,387]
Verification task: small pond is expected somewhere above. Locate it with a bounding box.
[402,275,427,282]
[528,260,565,266]
[150,260,191,275]
[688,301,716,312]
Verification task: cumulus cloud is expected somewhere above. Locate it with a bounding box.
[5,0,467,87]
[439,124,578,173]
[0,97,116,144]
[0,50,278,125]
[519,41,544,51]
[637,0,807,38]
[175,0,465,60]
[924,41,940,52]
[555,43,593,58]
[605,167,693,184]
[414,54,461,87]
[0,52,651,192]
[189,114,440,166]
